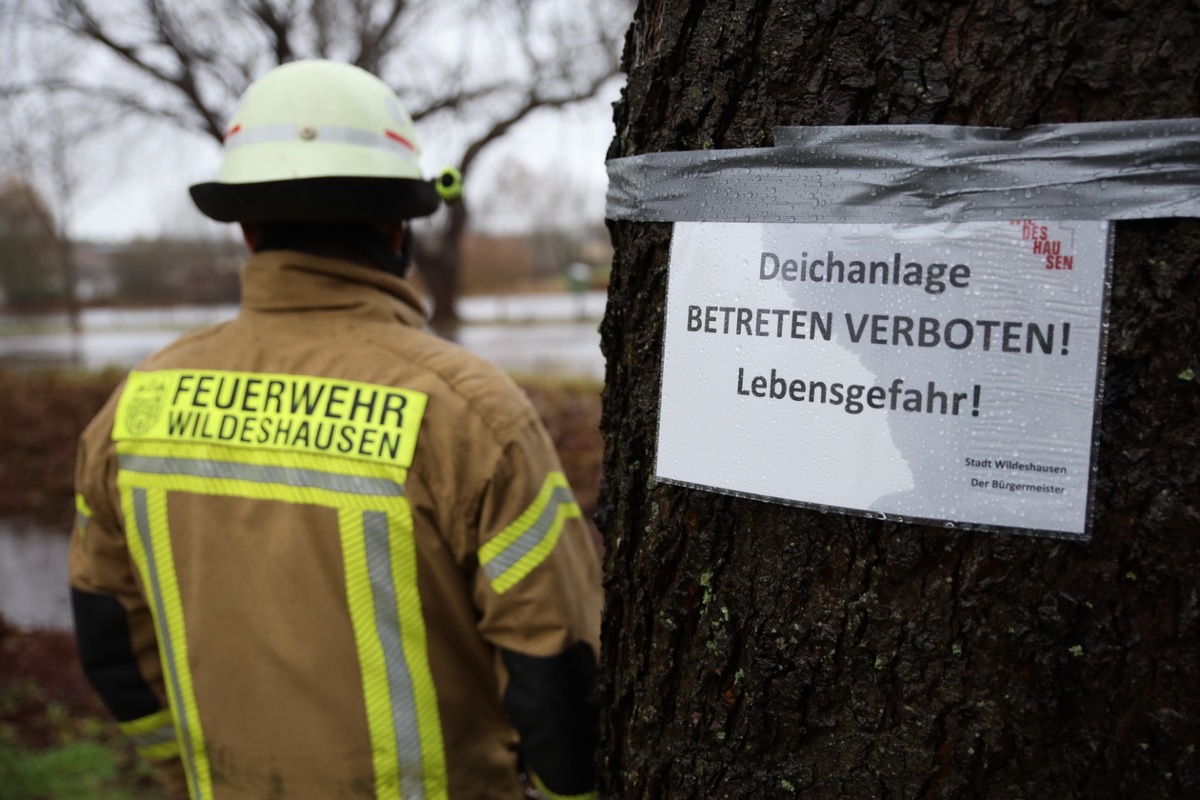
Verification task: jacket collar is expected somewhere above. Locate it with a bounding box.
[239,250,429,328]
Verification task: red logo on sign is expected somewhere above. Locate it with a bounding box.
[1011,220,1074,270]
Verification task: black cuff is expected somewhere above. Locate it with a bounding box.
[501,641,599,796]
[71,588,162,722]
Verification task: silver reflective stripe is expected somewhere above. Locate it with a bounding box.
[223,123,297,149]
[133,489,204,799]
[482,486,574,582]
[119,455,403,498]
[318,125,415,153]
[364,511,425,800]
[224,123,414,155]
[606,118,1200,223]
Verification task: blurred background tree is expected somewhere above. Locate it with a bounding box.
[111,237,243,305]
[0,0,631,330]
[0,178,59,310]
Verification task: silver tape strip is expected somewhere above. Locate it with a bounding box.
[607,119,1200,223]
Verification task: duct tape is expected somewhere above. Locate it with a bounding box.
[606,119,1200,223]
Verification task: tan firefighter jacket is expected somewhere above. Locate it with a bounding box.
[68,250,603,800]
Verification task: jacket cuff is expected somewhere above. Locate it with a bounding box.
[533,773,599,800]
[118,707,180,761]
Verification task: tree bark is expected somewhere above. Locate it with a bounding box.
[598,1,1200,798]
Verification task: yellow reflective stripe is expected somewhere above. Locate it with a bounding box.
[382,503,448,800]
[136,737,182,761]
[341,506,448,800]
[120,453,404,502]
[117,441,406,509]
[121,484,212,800]
[75,493,93,536]
[340,510,397,796]
[479,472,581,594]
[118,441,446,799]
[532,774,598,800]
[118,708,179,759]
[117,707,173,738]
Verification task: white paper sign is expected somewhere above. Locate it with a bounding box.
[656,220,1111,538]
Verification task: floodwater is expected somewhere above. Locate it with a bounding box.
[0,521,71,630]
[0,291,607,378]
[0,291,607,631]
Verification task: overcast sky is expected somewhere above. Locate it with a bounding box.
[1,0,628,243]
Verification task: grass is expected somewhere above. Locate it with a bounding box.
[0,739,137,800]
[0,684,168,800]
[0,733,169,800]
[0,614,171,799]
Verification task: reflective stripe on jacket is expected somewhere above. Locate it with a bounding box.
[69,251,603,800]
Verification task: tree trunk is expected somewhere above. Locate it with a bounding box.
[58,231,80,334]
[412,202,468,333]
[598,2,1200,798]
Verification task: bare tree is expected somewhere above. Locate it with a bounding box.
[4,0,629,329]
[0,177,60,309]
[0,2,101,332]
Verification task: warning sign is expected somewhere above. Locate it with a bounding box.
[656,220,1112,538]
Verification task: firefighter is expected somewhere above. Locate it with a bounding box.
[68,59,602,800]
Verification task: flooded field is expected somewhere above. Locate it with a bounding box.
[0,521,71,630]
[0,291,607,378]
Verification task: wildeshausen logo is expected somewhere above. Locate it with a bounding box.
[121,376,169,435]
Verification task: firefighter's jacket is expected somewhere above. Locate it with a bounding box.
[68,250,603,800]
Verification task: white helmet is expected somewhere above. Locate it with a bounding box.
[190,60,440,223]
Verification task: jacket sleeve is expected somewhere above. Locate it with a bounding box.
[68,411,190,799]
[471,414,603,799]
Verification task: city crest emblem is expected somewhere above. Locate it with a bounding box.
[121,375,169,436]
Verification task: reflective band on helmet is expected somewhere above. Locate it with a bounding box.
[117,439,448,800]
[224,123,417,155]
[118,708,180,761]
[479,472,581,594]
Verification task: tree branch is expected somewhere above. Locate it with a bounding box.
[55,0,179,88]
[353,0,407,72]
[245,0,296,65]
[146,0,227,140]
[2,78,210,131]
[55,0,226,141]
[406,80,517,121]
[459,68,621,175]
